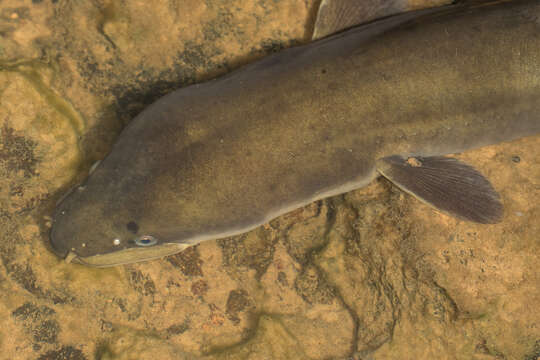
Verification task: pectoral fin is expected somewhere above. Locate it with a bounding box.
[376,155,503,224]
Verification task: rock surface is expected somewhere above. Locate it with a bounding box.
[0,0,539,359]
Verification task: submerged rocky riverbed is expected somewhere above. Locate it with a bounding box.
[0,0,539,359]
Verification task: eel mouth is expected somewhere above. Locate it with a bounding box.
[64,243,191,267]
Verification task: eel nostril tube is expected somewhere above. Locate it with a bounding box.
[64,251,78,264]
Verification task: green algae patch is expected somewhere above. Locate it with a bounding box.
[93,326,188,360]
[0,60,86,136]
[203,313,308,359]
[0,60,84,193]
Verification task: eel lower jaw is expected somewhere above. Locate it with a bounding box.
[64,243,191,267]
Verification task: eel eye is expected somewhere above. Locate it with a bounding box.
[134,235,158,247]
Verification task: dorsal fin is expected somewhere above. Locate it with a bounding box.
[313,0,411,39]
[312,0,461,40]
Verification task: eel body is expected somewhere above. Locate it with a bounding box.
[51,0,540,266]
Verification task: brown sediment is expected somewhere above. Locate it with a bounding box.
[0,0,539,359]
